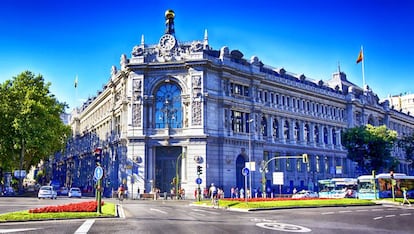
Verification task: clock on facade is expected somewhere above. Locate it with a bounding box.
[159,34,176,50]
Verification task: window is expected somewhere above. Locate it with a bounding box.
[261,116,267,136]
[273,119,279,139]
[284,120,290,140]
[304,124,310,143]
[294,122,300,142]
[274,152,280,170]
[155,83,182,128]
[314,126,319,143]
[323,127,328,144]
[316,156,320,172]
[332,129,337,145]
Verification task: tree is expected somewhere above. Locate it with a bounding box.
[341,124,397,174]
[397,133,414,170]
[0,71,72,182]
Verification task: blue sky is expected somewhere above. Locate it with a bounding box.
[1,0,413,111]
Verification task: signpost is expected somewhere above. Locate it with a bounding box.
[242,167,249,202]
[94,166,103,214]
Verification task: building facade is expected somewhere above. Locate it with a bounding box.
[53,10,414,198]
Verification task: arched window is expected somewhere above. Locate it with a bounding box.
[155,83,182,128]
[332,129,337,145]
[323,127,328,144]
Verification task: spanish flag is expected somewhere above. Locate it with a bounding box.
[356,49,363,64]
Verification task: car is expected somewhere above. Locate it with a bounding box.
[3,186,15,196]
[38,186,57,199]
[58,187,69,196]
[68,187,82,198]
[292,190,319,199]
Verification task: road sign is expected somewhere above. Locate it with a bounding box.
[242,167,249,176]
[196,177,202,184]
[13,170,26,178]
[94,166,103,180]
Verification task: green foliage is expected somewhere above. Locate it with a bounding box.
[397,133,414,164]
[341,124,397,174]
[0,71,72,172]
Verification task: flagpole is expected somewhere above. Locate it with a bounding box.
[75,75,78,108]
[360,45,366,89]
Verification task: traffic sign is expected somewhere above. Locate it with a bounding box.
[242,167,249,176]
[195,177,202,184]
[94,166,103,180]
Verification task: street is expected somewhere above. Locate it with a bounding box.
[1,197,413,233]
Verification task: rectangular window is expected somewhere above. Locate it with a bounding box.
[296,159,302,172]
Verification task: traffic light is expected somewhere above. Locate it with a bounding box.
[94,147,102,165]
[302,154,308,163]
[197,165,203,175]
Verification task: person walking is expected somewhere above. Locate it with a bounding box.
[401,188,411,206]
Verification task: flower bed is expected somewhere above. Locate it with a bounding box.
[29,201,104,213]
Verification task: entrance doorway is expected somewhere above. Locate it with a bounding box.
[155,146,182,193]
[236,154,246,191]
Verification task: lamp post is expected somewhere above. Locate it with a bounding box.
[248,119,254,198]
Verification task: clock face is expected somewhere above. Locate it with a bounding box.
[159,34,176,50]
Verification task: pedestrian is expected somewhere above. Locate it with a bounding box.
[209,183,217,200]
[401,188,411,206]
[230,187,235,198]
[240,188,244,199]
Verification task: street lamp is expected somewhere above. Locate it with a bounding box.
[248,118,254,198]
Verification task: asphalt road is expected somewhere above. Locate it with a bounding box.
[1,197,413,233]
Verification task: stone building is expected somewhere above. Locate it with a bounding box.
[57,10,413,198]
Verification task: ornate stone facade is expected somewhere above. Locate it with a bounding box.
[66,10,414,197]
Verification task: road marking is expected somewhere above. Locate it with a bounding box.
[256,222,312,232]
[74,219,95,234]
[150,208,167,214]
[400,213,411,216]
[356,209,369,212]
[371,208,384,211]
[338,210,352,213]
[385,215,396,218]
[386,208,398,211]
[0,228,40,233]
[321,212,334,215]
[373,216,383,220]
[191,209,219,215]
[117,205,125,218]
[189,212,206,217]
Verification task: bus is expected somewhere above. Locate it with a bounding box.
[318,178,358,198]
[357,173,414,199]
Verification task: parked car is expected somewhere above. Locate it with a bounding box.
[38,186,57,199]
[292,190,319,198]
[58,187,69,196]
[68,187,82,198]
[3,186,15,196]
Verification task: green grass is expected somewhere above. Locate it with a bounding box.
[0,202,116,222]
[194,198,376,209]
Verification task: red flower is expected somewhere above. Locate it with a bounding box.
[28,201,105,213]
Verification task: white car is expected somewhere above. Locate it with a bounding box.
[68,187,82,198]
[292,190,319,198]
[38,186,57,199]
